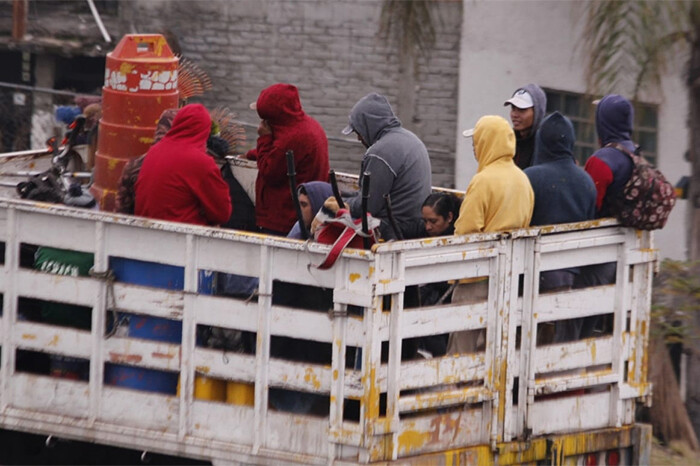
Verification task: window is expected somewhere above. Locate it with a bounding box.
[544,89,658,166]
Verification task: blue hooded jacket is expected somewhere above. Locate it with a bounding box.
[287,181,334,239]
[584,94,635,216]
[526,112,597,288]
[525,112,597,227]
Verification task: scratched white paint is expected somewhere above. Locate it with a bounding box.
[0,193,654,464]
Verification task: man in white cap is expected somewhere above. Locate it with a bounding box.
[503,84,547,169]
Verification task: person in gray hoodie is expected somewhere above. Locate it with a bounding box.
[503,84,547,169]
[341,93,432,240]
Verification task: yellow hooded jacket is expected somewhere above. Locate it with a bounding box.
[455,115,534,235]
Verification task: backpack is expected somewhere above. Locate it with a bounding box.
[606,143,676,230]
[220,161,256,231]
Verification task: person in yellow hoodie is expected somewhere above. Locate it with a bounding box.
[448,115,534,354]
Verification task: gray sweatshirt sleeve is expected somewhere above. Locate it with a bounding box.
[347,153,397,219]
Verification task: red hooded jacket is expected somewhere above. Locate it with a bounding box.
[135,104,232,226]
[246,83,329,233]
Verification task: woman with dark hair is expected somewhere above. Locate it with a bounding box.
[421,192,461,237]
[414,192,462,359]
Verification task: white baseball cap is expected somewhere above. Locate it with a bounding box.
[504,89,534,109]
[341,124,354,135]
[462,128,474,138]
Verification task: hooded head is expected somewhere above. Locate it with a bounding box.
[472,115,516,171]
[299,181,333,220]
[253,83,305,126]
[595,94,634,145]
[532,111,575,165]
[342,93,401,147]
[153,108,179,144]
[504,83,547,136]
[164,104,211,148]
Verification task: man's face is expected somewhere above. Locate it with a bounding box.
[299,193,313,227]
[356,132,369,149]
[509,105,535,134]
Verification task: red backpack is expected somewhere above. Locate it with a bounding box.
[607,143,676,230]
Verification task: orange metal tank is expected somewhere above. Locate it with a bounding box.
[91,34,179,211]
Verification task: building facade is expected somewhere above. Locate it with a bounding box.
[0,0,690,259]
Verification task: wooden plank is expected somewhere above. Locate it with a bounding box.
[105,223,187,266]
[404,258,494,287]
[16,269,97,307]
[534,286,617,323]
[399,354,486,390]
[267,359,332,394]
[387,253,405,460]
[99,387,179,432]
[15,210,96,252]
[179,233,197,440]
[10,373,89,416]
[266,410,330,458]
[191,294,258,332]
[401,302,489,338]
[194,236,261,277]
[538,231,625,254]
[13,321,92,359]
[398,386,491,413]
[388,409,485,459]
[402,245,499,268]
[534,372,618,395]
[89,220,108,426]
[529,391,610,436]
[0,207,18,412]
[103,337,181,372]
[189,400,254,445]
[110,283,184,320]
[192,348,256,383]
[253,245,273,452]
[270,306,333,343]
[539,243,619,272]
[533,336,614,374]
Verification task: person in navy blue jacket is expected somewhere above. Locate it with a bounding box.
[584,94,635,216]
[525,111,597,342]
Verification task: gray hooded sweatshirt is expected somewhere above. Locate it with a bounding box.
[511,83,547,169]
[345,93,432,239]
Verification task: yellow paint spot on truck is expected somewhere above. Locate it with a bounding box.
[349,273,361,283]
[398,429,431,455]
[304,367,322,390]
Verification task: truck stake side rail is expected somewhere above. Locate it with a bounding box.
[0,198,654,464]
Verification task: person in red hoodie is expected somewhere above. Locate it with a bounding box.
[135,104,231,226]
[246,83,329,235]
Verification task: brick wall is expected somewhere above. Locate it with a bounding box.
[126,0,462,188]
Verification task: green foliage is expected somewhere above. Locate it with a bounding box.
[581,0,692,98]
[379,0,436,57]
[652,260,700,344]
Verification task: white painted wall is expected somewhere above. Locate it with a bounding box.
[455,0,691,260]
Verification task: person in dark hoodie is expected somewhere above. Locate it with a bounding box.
[584,94,635,217]
[503,84,548,170]
[135,104,231,226]
[341,93,432,240]
[246,83,330,236]
[525,112,597,342]
[288,181,334,239]
[574,95,637,337]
